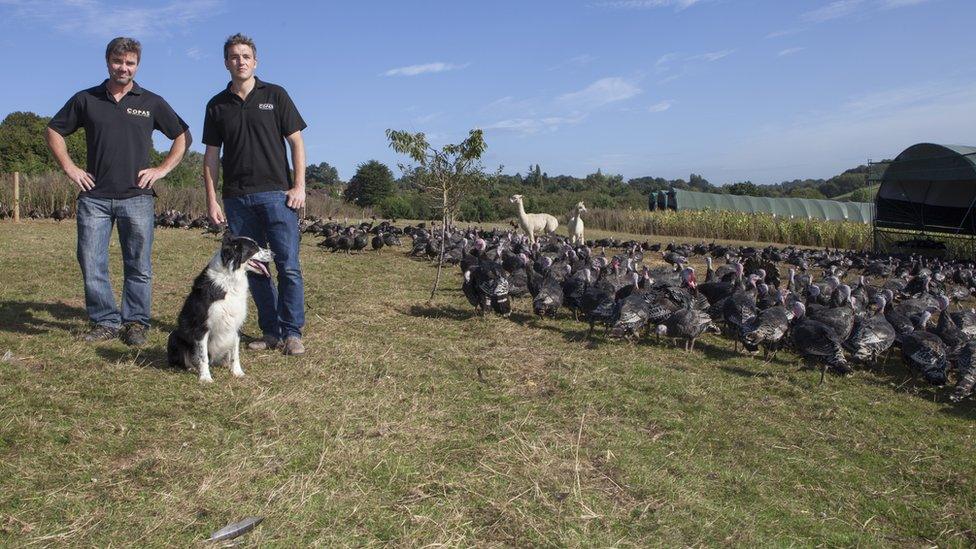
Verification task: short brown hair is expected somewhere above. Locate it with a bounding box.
[223,33,256,60]
[105,37,141,63]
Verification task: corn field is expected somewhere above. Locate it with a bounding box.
[585,208,872,250]
[0,172,363,220]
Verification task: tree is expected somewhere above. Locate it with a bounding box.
[344,160,394,207]
[0,111,86,174]
[788,187,826,200]
[306,161,340,188]
[387,128,489,301]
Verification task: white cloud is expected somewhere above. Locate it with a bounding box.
[802,0,864,22]
[185,47,204,60]
[688,49,734,62]
[648,100,673,112]
[801,0,933,23]
[484,114,586,135]
[557,77,642,109]
[777,47,805,57]
[382,62,469,77]
[655,52,677,72]
[591,0,704,10]
[0,0,224,38]
[878,0,934,7]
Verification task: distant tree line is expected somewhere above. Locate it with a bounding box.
[1,111,882,222]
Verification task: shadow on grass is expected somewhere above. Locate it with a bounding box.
[0,300,87,335]
[95,345,184,373]
[401,303,477,321]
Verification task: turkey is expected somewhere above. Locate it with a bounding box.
[741,299,799,360]
[932,295,968,358]
[532,266,568,318]
[580,278,618,339]
[844,295,896,363]
[608,292,652,340]
[791,303,851,383]
[900,311,950,385]
[949,308,976,340]
[657,306,720,351]
[806,284,855,341]
[949,340,976,402]
[462,259,512,317]
[722,275,758,349]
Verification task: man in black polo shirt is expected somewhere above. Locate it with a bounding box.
[202,33,308,356]
[46,37,190,346]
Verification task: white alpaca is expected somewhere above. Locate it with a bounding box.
[510,194,558,245]
[567,201,587,245]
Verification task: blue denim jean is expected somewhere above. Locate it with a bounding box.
[76,195,155,329]
[224,190,305,340]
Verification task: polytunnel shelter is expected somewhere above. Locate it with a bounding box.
[874,143,976,257]
[654,188,874,223]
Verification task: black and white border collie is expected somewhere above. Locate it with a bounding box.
[167,233,273,383]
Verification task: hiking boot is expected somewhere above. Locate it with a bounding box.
[247,335,280,351]
[281,336,305,356]
[120,323,148,347]
[80,324,119,342]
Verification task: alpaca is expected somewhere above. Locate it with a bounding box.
[510,194,558,245]
[567,201,586,245]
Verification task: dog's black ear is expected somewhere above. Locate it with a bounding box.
[222,231,235,244]
[220,241,235,268]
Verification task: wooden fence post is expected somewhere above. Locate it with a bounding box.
[13,172,20,223]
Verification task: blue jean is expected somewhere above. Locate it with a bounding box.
[76,195,155,329]
[224,190,305,340]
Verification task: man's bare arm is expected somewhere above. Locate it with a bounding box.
[285,130,306,210]
[45,127,94,191]
[137,130,191,189]
[203,145,225,224]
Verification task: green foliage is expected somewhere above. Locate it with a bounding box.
[838,185,879,203]
[788,187,827,199]
[378,194,413,219]
[148,148,205,188]
[344,160,395,207]
[0,111,85,174]
[725,181,771,197]
[386,129,489,223]
[306,161,341,189]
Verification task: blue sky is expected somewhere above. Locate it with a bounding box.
[1,0,974,184]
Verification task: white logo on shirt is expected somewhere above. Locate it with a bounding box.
[126,107,151,118]
[257,103,274,110]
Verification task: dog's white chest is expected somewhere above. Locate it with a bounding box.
[207,288,248,334]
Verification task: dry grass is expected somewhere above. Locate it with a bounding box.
[586,208,872,250]
[0,173,363,220]
[0,221,974,546]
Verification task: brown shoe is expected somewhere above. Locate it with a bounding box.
[80,324,119,342]
[247,335,280,351]
[281,336,305,356]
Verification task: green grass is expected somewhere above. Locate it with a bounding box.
[1,221,975,546]
[834,184,881,201]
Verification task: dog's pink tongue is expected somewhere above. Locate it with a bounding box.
[250,260,271,277]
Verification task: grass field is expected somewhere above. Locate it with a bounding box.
[1,221,974,546]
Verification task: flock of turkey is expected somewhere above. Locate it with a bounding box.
[15,208,976,401]
[407,225,976,403]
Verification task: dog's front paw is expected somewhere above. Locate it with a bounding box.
[199,374,214,384]
[231,368,245,378]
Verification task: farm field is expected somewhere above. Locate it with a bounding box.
[1,221,975,546]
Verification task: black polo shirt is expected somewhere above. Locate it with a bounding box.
[202,78,307,198]
[48,80,188,199]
